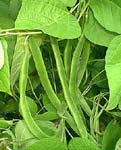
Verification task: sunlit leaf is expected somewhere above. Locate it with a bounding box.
[90,0,121,34]
[15,0,81,39]
[105,35,121,110]
[85,10,117,46]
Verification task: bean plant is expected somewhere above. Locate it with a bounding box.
[0,0,121,150]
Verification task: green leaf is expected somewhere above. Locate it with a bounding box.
[15,120,38,150]
[91,61,108,88]
[85,10,117,47]
[108,111,121,118]
[25,137,66,150]
[0,0,10,5]
[90,0,121,34]
[105,35,121,110]
[25,97,38,117]
[0,16,14,29]
[68,137,98,150]
[60,0,77,7]
[43,94,56,112]
[0,118,13,129]
[15,0,81,39]
[35,112,59,121]
[10,36,26,88]
[9,0,22,20]
[0,38,11,94]
[110,0,121,8]
[0,1,9,17]
[102,120,121,150]
[35,120,57,136]
[3,98,18,112]
[5,35,16,66]
[115,138,121,150]
[0,1,14,29]
[26,97,38,116]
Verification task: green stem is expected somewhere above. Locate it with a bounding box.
[19,42,48,138]
[50,37,87,138]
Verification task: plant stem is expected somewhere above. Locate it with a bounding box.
[50,37,88,138]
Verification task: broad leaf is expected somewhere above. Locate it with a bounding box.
[5,36,16,66]
[9,0,22,20]
[105,35,121,110]
[68,137,98,150]
[0,0,10,5]
[110,0,121,8]
[90,0,121,34]
[0,38,11,94]
[60,0,77,7]
[85,11,117,46]
[43,94,56,112]
[25,137,66,150]
[15,120,37,150]
[102,120,121,150]
[115,138,121,150]
[15,0,81,39]
[35,120,57,136]
[0,16,14,29]
[0,1,9,17]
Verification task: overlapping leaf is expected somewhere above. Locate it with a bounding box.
[15,0,81,39]
[90,0,121,34]
[85,11,117,46]
[9,0,22,20]
[105,35,121,110]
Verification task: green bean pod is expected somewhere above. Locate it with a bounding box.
[19,41,48,138]
[50,37,88,138]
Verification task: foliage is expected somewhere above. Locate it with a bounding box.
[0,0,121,149]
